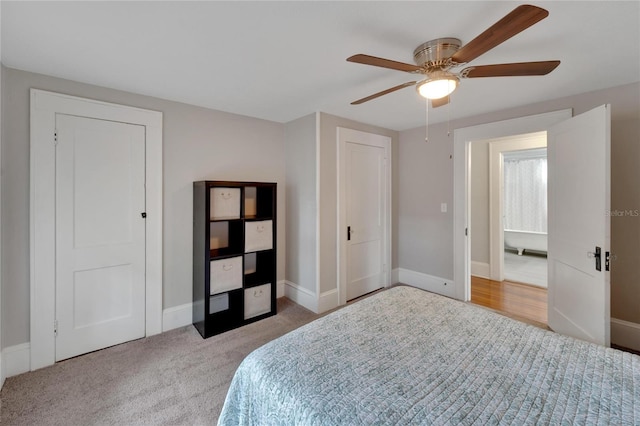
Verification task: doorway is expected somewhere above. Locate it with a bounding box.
[469,133,549,284]
[485,132,549,288]
[30,89,163,370]
[469,132,549,323]
[452,109,571,302]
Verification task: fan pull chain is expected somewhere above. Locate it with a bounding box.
[425,98,429,143]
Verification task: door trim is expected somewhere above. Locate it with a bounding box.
[453,109,571,302]
[337,127,391,306]
[30,89,163,370]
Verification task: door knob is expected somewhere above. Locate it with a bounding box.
[587,246,601,271]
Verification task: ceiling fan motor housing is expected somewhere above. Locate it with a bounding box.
[413,38,462,68]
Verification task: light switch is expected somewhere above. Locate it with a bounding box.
[441,203,447,213]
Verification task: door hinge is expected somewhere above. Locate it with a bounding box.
[54,320,58,337]
[347,226,351,241]
[605,251,610,271]
[465,228,468,236]
[54,131,58,145]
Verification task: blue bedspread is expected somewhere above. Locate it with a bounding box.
[219,286,640,425]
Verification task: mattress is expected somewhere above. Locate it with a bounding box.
[218,286,640,425]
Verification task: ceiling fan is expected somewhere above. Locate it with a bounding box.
[347,4,560,108]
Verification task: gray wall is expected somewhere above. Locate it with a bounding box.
[470,142,490,265]
[284,113,317,292]
[397,125,454,280]
[397,82,640,324]
[1,66,286,348]
[317,112,399,294]
[611,117,640,323]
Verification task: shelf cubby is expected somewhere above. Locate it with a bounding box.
[244,251,275,288]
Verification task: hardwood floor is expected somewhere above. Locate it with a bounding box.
[470,276,548,328]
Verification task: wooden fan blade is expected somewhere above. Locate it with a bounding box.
[351,81,417,105]
[431,96,450,108]
[451,5,549,64]
[347,54,423,73]
[461,60,560,78]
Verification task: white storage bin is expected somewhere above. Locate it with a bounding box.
[210,256,243,295]
[245,220,273,253]
[210,293,229,314]
[210,187,241,220]
[244,283,271,320]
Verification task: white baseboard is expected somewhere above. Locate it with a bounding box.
[284,280,318,313]
[611,318,640,352]
[317,289,339,313]
[2,343,30,379]
[0,353,4,389]
[277,280,285,298]
[397,268,456,298]
[471,261,490,279]
[283,282,339,314]
[162,302,192,332]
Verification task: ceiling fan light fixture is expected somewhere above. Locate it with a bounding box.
[416,72,459,100]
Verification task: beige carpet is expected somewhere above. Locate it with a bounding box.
[0,298,320,425]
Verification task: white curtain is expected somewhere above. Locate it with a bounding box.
[503,157,547,232]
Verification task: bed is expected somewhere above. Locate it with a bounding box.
[218,286,639,425]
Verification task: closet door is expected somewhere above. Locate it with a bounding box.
[55,114,146,361]
[342,133,389,301]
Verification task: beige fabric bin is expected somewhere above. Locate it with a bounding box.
[210,187,241,220]
[244,220,273,252]
[210,256,242,295]
[244,283,271,319]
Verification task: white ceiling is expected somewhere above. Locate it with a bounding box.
[2,1,639,131]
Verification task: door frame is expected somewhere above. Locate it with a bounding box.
[337,127,391,306]
[488,132,547,282]
[453,109,571,301]
[30,89,163,370]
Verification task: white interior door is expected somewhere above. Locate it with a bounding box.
[547,105,610,346]
[55,114,146,361]
[345,140,386,300]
